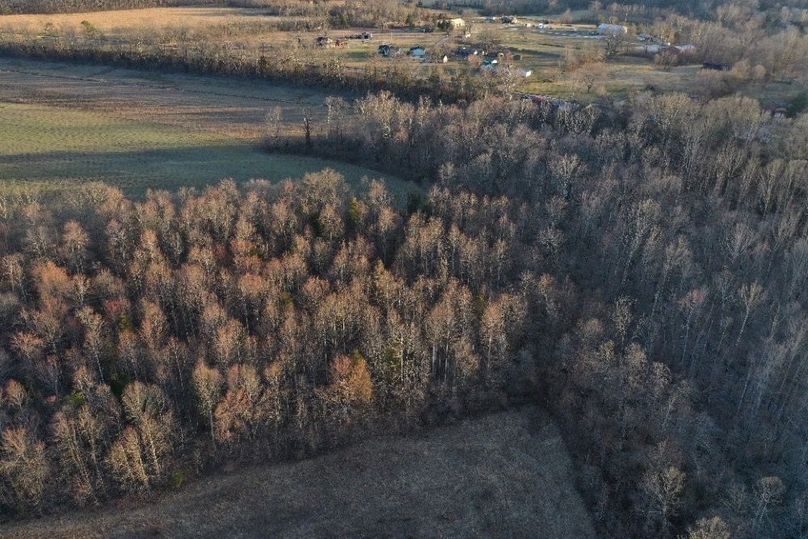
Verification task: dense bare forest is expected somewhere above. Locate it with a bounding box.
[268,91,808,537]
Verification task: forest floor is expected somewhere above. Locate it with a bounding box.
[3,406,594,539]
[0,57,411,198]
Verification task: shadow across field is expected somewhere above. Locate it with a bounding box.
[4,407,594,539]
[0,95,415,199]
[0,144,404,197]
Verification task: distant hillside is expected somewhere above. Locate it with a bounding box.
[2,407,594,539]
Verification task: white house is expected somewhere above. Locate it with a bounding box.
[598,23,628,36]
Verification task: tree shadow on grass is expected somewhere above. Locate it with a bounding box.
[0,144,411,198]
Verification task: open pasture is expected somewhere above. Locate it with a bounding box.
[0,56,330,140]
[0,101,387,196]
[0,57,414,198]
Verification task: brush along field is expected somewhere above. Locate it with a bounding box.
[0,57,413,198]
[3,407,595,539]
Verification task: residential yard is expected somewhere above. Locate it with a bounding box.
[0,5,800,105]
[0,57,414,198]
[2,406,595,539]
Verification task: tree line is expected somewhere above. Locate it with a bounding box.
[0,25,485,104]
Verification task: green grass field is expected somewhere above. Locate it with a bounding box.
[0,101,412,198]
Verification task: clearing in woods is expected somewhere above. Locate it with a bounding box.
[2,407,595,539]
[0,57,410,197]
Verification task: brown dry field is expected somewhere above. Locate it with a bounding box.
[2,406,595,539]
[0,7,285,34]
